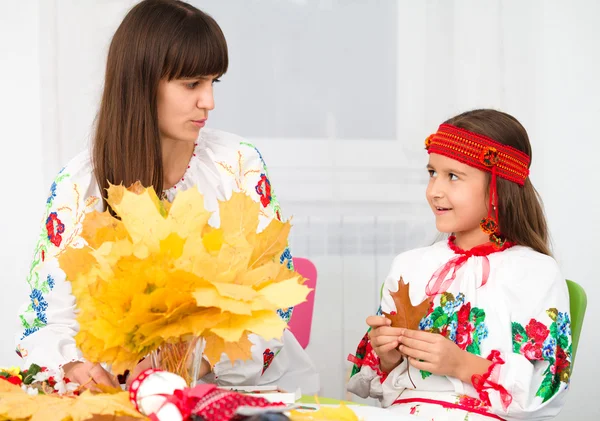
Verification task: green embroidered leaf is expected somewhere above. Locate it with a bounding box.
[450,311,458,324]
[512,322,527,343]
[430,307,445,321]
[558,335,569,350]
[550,321,558,339]
[31,318,46,328]
[541,358,555,377]
[420,370,432,379]
[513,341,522,353]
[470,308,486,325]
[23,364,42,385]
[26,303,33,312]
[536,373,561,403]
[467,340,481,356]
[33,271,41,290]
[432,314,448,329]
[440,292,455,307]
[19,315,31,330]
[40,284,49,294]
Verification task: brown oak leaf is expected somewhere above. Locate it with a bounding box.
[383,277,430,329]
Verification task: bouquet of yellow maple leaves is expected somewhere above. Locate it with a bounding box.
[58,183,310,379]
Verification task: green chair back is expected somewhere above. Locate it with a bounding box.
[567,279,587,365]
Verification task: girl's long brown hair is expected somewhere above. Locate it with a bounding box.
[92,0,228,207]
[445,109,551,256]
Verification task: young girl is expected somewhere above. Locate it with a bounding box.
[347,109,571,420]
[15,0,318,394]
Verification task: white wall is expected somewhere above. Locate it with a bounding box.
[0,0,46,363]
[0,1,597,419]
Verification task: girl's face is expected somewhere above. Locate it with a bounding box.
[426,153,490,248]
[156,75,219,144]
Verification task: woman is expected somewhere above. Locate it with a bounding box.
[16,0,318,394]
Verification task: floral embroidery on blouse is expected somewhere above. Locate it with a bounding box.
[349,307,383,377]
[262,348,276,374]
[255,174,272,208]
[241,142,283,220]
[19,171,100,339]
[512,308,572,402]
[455,394,489,411]
[279,247,293,270]
[419,292,488,379]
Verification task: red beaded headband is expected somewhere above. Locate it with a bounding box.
[425,123,531,246]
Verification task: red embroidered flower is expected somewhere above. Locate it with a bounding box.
[456,302,474,350]
[458,394,486,409]
[521,342,544,361]
[262,348,275,374]
[525,319,549,344]
[255,174,272,208]
[46,212,65,247]
[514,333,523,343]
[554,347,569,374]
[480,146,499,167]
[5,376,22,386]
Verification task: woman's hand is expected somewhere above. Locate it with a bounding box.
[63,361,120,390]
[366,316,405,373]
[398,329,491,382]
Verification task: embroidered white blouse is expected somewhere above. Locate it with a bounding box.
[15,127,319,394]
[347,238,571,421]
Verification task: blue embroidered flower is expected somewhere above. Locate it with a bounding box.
[37,312,47,324]
[557,312,571,336]
[30,289,48,314]
[419,317,433,330]
[21,326,40,339]
[441,292,464,316]
[46,274,55,290]
[46,181,58,204]
[447,319,458,342]
[543,337,557,359]
[280,247,293,270]
[277,307,294,323]
[476,323,489,341]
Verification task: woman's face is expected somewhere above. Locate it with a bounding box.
[156,75,219,144]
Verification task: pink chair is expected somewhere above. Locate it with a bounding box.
[287,257,317,349]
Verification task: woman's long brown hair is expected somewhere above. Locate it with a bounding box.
[445,109,552,256]
[92,0,228,207]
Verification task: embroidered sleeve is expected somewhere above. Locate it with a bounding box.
[511,308,572,402]
[15,167,101,369]
[468,270,571,418]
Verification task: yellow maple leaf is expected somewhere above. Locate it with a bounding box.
[0,390,145,421]
[257,276,310,309]
[218,192,259,239]
[202,331,253,367]
[210,311,288,342]
[289,403,359,421]
[80,210,129,248]
[248,218,292,268]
